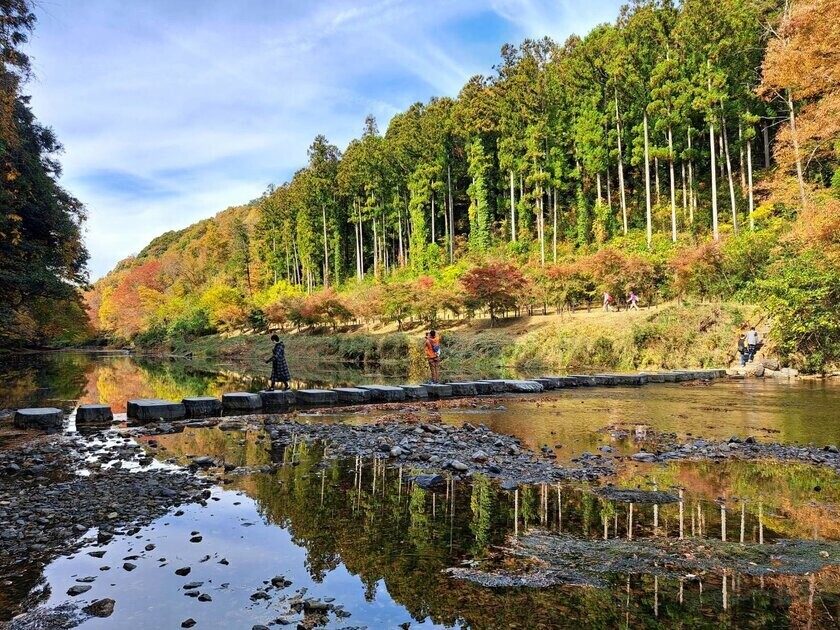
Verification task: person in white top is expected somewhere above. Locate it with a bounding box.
[746,327,759,362]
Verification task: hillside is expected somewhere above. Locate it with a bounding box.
[87,0,840,372]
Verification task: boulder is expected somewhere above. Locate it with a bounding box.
[412,474,445,490]
[222,392,262,413]
[76,404,113,424]
[295,389,338,405]
[127,399,186,422]
[761,358,781,371]
[331,388,371,404]
[182,397,222,419]
[14,408,64,433]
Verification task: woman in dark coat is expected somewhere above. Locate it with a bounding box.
[266,334,290,390]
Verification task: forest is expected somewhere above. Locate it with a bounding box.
[52,0,840,369]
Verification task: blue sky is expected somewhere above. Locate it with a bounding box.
[27,0,623,279]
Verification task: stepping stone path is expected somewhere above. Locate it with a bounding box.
[295,389,338,405]
[356,385,406,402]
[260,390,295,411]
[331,388,371,404]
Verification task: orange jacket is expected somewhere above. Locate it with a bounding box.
[425,335,440,359]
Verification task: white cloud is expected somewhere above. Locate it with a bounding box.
[25,0,622,278]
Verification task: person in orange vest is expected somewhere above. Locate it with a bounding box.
[424,330,441,383]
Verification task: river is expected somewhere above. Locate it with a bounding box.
[2,352,840,627]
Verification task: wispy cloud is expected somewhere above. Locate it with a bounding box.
[27,0,622,278]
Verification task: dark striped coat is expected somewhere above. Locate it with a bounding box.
[267,341,290,381]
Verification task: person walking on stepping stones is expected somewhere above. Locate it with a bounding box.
[266,334,290,390]
[425,330,441,384]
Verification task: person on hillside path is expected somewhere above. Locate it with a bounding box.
[266,334,290,390]
[425,330,441,384]
[746,327,760,363]
[627,291,639,310]
[737,333,747,367]
[603,292,613,312]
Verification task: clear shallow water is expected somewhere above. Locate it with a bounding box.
[3,353,840,627]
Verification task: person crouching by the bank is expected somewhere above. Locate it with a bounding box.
[425,330,441,384]
[266,334,290,391]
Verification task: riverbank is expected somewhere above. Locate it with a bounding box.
[161,302,760,374]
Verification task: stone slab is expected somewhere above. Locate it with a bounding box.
[356,385,406,402]
[503,380,545,393]
[14,407,64,433]
[259,390,295,411]
[476,380,510,393]
[554,377,580,387]
[592,374,620,386]
[468,381,495,395]
[399,385,428,399]
[448,382,478,397]
[182,397,222,419]
[535,377,562,390]
[569,375,598,387]
[424,383,453,398]
[76,404,113,424]
[639,372,666,383]
[222,392,262,413]
[127,399,186,422]
[331,387,371,404]
[295,389,338,405]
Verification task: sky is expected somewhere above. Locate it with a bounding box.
[27,0,624,279]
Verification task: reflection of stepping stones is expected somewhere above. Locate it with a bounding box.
[14,408,64,433]
[594,487,680,504]
[182,397,222,418]
[127,399,186,422]
[222,393,262,413]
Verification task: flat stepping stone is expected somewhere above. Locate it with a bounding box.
[14,408,64,433]
[222,392,262,413]
[399,385,428,399]
[259,390,294,411]
[424,384,453,398]
[502,380,544,393]
[468,381,494,395]
[554,377,580,387]
[356,385,406,402]
[331,388,371,404]
[76,404,113,424]
[127,399,186,422]
[569,375,598,387]
[476,380,509,393]
[448,382,478,397]
[295,389,338,405]
[182,397,222,418]
[535,377,561,390]
[639,372,666,383]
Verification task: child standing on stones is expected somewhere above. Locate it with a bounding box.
[266,334,290,391]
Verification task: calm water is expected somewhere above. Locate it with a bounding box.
[3,353,840,627]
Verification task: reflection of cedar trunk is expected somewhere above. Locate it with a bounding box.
[643,112,652,246]
[678,489,684,539]
[787,90,808,210]
[615,89,628,234]
[668,127,677,241]
[721,111,739,234]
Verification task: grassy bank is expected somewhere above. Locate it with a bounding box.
[167,302,758,374]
